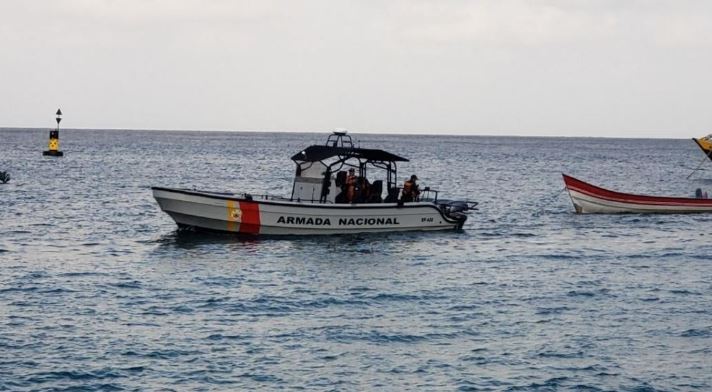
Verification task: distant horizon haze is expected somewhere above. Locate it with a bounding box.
[0,126,703,140]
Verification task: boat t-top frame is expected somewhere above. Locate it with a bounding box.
[290,132,409,203]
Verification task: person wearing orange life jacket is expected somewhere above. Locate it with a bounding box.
[401,174,420,202]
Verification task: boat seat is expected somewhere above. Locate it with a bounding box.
[369,180,383,203]
[335,190,347,203]
[384,187,399,203]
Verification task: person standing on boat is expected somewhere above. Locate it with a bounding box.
[320,167,332,203]
[346,168,357,202]
[401,175,420,202]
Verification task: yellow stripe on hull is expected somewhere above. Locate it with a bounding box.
[226,200,242,232]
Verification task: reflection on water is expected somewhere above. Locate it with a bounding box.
[150,226,468,262]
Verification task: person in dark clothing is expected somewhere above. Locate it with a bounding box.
[320,168,332,203]
[401,175,420,202]
[345,168,357,203]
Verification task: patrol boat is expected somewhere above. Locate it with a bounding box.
[152,132,477,235]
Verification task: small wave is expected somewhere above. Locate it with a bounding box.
[627,385,662,392]
[219,295,371,315]
[319,354,343,361]
[538,253,584,260]
[0,286,38,294]
[303,297,368,308]
[457,383,481,391]
[123,349,199,359]
[206,333,250,341]
[669,289,698,295]
[197,296,229,308]
[139,307,169,316]
[348,286,375,293]
[565,364,612,373]
[567,290,596,297]
[41,287,77,294]
[237,373,282,383]
[326,329,428,344]
[193,275,244,287]
[538,351,584,359]
[505,377,573,391]
[535,306,570,315]
[459,355,489,365]
[58,271,110,277]
[26,369,122,383]
[449,304,479,311]
[222,302,292,314]
[170,305,194,313]
[680,327,712,337]
[369,292,444,302]
[511,232,537,238]
[570,385,606,392]
[107,281,142,289]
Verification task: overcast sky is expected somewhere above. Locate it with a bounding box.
[1,0,711,137]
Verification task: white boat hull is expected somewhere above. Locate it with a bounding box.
[565,188,712,213]
[152,187,466,235]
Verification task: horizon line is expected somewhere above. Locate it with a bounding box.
[0,126,700,140]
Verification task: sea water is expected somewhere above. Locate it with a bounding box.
[1,129,711,391]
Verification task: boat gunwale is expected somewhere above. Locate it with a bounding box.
[152,186,465,225]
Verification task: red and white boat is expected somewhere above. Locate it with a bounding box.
[563,174,712,214]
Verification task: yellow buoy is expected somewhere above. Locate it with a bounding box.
[43,108,64,157]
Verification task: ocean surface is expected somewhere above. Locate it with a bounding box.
[1,129,711,391]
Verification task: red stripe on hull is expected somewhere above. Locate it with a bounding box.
[238,201,261,234]
[562,174,712,207]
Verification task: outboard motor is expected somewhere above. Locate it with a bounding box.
[437,199,479,229]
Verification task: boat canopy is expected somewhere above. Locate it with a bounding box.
[289,132,407,203]
[291,145,408,163]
